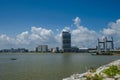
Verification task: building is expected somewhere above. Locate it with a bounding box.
[50,47,60,53]
[71,47,79,52]
[0,48,28,53]
[36,45,48,52]
[62,31,71,52]
[79,48,88,53]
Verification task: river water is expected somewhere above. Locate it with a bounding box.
[0,53,119,80]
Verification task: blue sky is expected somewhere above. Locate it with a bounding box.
[0,0,120,34]
[0,0,120,49]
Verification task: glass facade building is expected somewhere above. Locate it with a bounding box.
[62,31,71,52]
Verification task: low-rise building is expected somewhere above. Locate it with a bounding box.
[51,47,59,53]
[0,48,28,53]
[79,48,88,53]
[36,45,48,52]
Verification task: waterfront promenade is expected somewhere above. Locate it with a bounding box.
[63,59,120,80]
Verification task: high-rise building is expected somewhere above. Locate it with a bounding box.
[62,31,71,52]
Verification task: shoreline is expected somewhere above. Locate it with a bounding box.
[63,59,120,80]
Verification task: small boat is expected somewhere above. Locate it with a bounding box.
[10,58,17,60]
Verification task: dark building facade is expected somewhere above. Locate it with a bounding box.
[62,31,71,52]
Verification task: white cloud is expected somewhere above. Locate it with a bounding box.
[73,17,81,27]
[26,27,58,48]
[0,27,59,49]
[16,31,29,44]
[0,17,120,50]
[30,27,54,42]
[102,19,120,48]
[55,33,62,45]
[102,28,115,35]
[71,17,99,48]
[0,34,16,48]
[103,19,120,36]
[0,34,10,41]
[62,27,71,32]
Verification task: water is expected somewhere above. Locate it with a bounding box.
[0,53,119,80]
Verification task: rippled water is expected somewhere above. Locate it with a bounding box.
[0,53,119,80]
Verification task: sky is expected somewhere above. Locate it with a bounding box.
[0,0,120,50]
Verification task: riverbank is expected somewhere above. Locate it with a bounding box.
[63,59,120,80]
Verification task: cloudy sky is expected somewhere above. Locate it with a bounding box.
[0,0,120,50]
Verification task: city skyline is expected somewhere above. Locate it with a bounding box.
[0,0,120,49]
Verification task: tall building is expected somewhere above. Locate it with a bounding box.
[62,31,71,52]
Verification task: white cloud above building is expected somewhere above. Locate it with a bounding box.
[71,17,99,48]
[0,17,120,49]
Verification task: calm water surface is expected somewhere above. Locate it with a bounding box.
[0,53,119,80]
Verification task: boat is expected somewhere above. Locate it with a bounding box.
[10,58,17,60]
